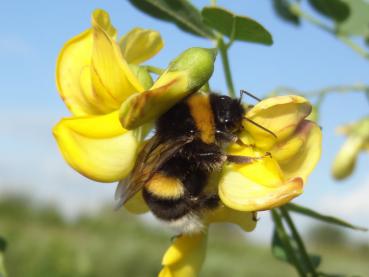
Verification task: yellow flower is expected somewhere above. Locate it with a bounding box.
[219,95,322,211]
[53,10,216,214]
[332,116,369,180]
[159,206,256,277]
[53,9,163,183]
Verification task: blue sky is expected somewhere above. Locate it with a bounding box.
[0,1,368,241]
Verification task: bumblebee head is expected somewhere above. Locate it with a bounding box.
[211,94,245,134]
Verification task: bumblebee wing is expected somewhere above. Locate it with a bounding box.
[114,135,193,209]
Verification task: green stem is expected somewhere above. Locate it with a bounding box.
[337,35,369,60]
[280,207,318,277]
[290,4,369,60]
[145,65,165,75]
[271,210,306,277]
[218,38,236,98]
[273,83,369,98]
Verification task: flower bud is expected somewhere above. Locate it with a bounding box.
[332,116,369,180]
[120,47,217,129]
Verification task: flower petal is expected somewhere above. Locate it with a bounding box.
[205,205,256,232]
[91,9,117,38]
[56,10,127,116]
[159,233,207,277]
[219,170,303,211]
[124,191,149,214]
[243,95,312,150]
[120,28,163,64]
[278,121,322,182]
[53,111,140,182]
[56,29,103,115]
[90,24,144,108]
[227,144,285,187]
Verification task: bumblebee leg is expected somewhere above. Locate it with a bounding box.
[252,212,259,222]
[227,152,271,164]
[198,193,220,210]
[215,130,238,143]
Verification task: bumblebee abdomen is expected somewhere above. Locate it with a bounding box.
[144,173,184,199]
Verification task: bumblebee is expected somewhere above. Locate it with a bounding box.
[115,91,275,234]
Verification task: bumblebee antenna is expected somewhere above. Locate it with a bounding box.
[243,117,278,138]
[239,90,262,103]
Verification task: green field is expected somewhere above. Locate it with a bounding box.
[0,198,367,277]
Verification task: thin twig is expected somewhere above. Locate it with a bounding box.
[218,38,236,97]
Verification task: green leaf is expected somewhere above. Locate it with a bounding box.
[286,203,368,231]
[338,0,369,36]
[272,0,300,25]
[202,7,273,45]
[272,229,321,273]
[128,0,215,39]
[308,0,350,22]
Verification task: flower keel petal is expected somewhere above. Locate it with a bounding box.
[219,171,303,211]
[53,111,139,182]
[244,95,312,150]
[278,121,322,182]
[160,233,207,277]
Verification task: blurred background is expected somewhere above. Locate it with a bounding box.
[0,0,368,276]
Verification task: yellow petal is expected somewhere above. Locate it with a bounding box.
[243,95,312,150]
[120,28,163,64]
[90,24,144,108]
[56,10,127,116]
[159,233,207,277]
[53,111,140,182]
[91,9,117,38]
[124,190,149,214]
[227,144,285,187]
[279,121,322,182]
[56,29,106,116]
[271,120,314,162]
[219,170,303,211]
[205,205,256,232]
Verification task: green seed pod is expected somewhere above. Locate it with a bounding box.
[120,47,217,130]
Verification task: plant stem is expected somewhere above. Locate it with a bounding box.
[272,83,369,98]
[271,210,306,277]
[337,35,369,60]
[145,65,164,75]
[290,4,369,60]
[280,207,318,277]
[218,38,236,98]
